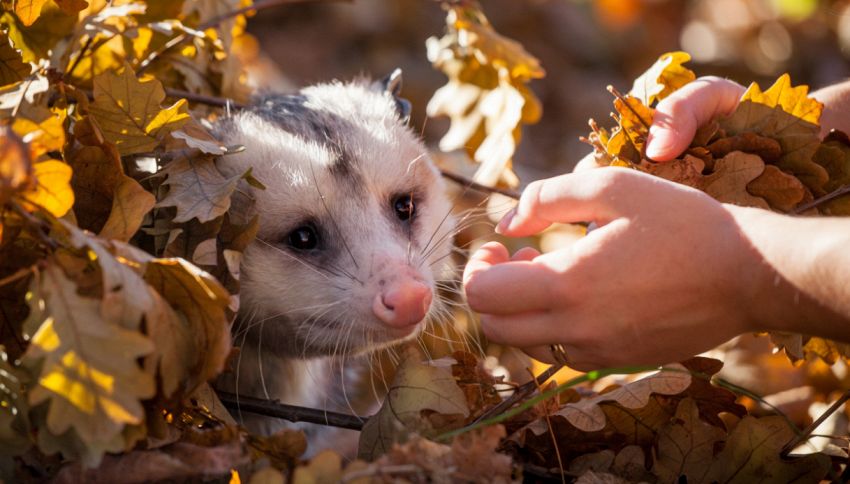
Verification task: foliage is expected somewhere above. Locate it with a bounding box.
[0,0,846,482]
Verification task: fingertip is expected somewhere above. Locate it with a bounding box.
[645,125,685,161]
[512,246,541,262]
[463,241,510,285]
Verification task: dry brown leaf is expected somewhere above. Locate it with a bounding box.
[156,156,243,223]
[0,31,31,88]
[554,363,691,432]
[746,165,805,212]
[638,155,705,189]
[707,132,782,164]
[358,350,470,460]
[652,398,724,484]
[98,176,156,242]
[705,416,830,483]
[703,152,769,209]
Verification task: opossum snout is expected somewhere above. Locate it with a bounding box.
[372,277,432,329]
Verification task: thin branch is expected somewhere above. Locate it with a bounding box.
[791,184,850,214]
[470,363,563,425]
[781,389,850,456]
[136,0,351,75]
[0,265,37,289]
[10,201,58,251]
[216,391,368,430]
[164,87,246,110]
[438,168,520,199]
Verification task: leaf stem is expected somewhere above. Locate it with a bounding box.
[791,184,850,214]
[607,85,652,129]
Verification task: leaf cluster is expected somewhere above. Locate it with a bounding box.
[0,0,264,477]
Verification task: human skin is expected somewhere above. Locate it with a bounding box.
[463,77,850,370]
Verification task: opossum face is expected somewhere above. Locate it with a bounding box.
[216,79,456,358]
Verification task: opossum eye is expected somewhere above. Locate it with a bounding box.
[393,194,415,221]
[287,225,319,251]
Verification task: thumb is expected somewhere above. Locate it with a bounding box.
[646,76,746,161]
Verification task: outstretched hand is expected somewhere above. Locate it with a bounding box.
[463,168,764,370]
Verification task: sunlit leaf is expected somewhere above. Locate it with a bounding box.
[630,51,695,106]
[89,65,191,156]
[23,161,75,217]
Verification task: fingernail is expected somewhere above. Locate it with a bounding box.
[495,208,516,234]
[645,125,676,160]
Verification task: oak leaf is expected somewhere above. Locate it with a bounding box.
[155,155,243,223]
[703,152,769,209]
[22,262,155,467]
[721,74,827,193]
[1,7,76,63]
[705,415,830,483]
[554,363,691,432]
[652,398,724,484]
[638,155,705,190]
[746,165,805,212]
[0,128,34,205]
[0,31,31,88]
[89,65,190,156]
[630,51,695,106]
[143,258,232,395]
[54,0,89,16]
[98,175,155,242]
[358,350,470,460]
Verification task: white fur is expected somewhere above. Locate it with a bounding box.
[213,79,457,454]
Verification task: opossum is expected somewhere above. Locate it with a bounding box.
[213,71,458,454]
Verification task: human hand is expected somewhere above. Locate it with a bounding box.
[463,168,767,370]
[574,76,746,171]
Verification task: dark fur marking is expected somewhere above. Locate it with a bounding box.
[250,93,358,180]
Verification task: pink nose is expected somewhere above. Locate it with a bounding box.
[372,279,433,328]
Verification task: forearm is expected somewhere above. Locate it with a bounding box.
[813,79,850,136]
[731,206,850,341]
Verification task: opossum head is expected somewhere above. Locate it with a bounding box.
[216,72,456,359]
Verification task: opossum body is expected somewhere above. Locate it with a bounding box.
[213,72,456,453]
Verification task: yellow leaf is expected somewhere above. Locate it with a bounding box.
[11,104,66,158]
[0,31,31,88]
[1,8,76,63]
[14,0,49,26]
[740,73,822,124]
[721,74,827,193]
[22,262,155,465]
[630,51,695,106]
[23,160,74,217]
[453,9,545,81]
[98,176,155,242]
[89,65,191,156]
[613,94,653,154]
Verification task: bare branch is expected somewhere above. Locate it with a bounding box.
[791,184,850,215]
[216,391,368,430]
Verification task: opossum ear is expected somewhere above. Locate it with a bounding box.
[380,68,412,123]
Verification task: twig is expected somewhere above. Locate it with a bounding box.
[791,184,850,214]
[438,168,520,199]
[66,36,94,78]
[781,389,850,456]
[470,363,563,425]
[0,265,36,289]
[216,391,368,430]
[10,201,58,250]
[164,87,246,110]
[136,0,351,75]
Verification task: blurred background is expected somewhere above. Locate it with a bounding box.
[246,0,850,182]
